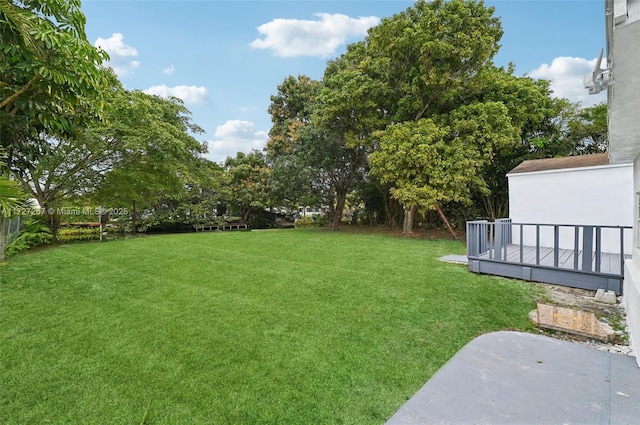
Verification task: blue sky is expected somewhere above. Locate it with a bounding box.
[82,0,608,164]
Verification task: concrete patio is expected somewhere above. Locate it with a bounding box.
[385,331,640,425]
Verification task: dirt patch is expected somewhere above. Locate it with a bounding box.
[535,284,617,315]
[532,283,632,353]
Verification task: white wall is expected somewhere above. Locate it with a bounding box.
[607,0,640,368]
[607,0,640,163]
[624,154,640,365]
[508,163,633,254]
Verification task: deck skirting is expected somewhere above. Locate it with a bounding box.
[469,257,622,294]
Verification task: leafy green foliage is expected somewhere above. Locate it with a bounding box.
[363,0,503,122]
[56,226,100,242]
[266,75,321,213]
[91,89,206,211]
[223,150,272,225]
[6,87,207,232]
[0,0,110,134]
[267,71,372,231]
[370,102,517,213]
[0,175,22,217]
[294,216,317,228]
[1,149,26,260]
[5,217,53,256]
[566,103,608,155]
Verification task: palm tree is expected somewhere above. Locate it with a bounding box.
[0,148,25,260]
[0,175,25,261]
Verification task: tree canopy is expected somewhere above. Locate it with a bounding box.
[0,0,109,132]
[0,0,610,243]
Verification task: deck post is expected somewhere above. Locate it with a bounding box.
[573,226,579,270]
[536,225,540,266]
[479,221,488,254]
[582,226,594,272]
[620,227,625,275]
[553,225,559,268]
[519,224,524,263]
[466,222,475,257]
[494,222,504,260]
[595,227,602,272]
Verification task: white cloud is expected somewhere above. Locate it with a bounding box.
[163,64,175,75]
[250,13,380,58]
[530,56,607,106]
[204,120,269,164]
[94,33,140,77]
[144,85,210,105]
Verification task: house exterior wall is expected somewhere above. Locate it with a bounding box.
[624,154,640,364]
[607,0,640,164]
[604,0,640,366]
[508,164,633,253]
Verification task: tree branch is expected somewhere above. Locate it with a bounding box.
[0,74,40,110]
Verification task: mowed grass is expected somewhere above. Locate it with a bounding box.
[0,229,541,424]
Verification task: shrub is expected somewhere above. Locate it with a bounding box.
[313,215,328,227]
[57,226,100,242]
[295,216,316,228]
[5,218,54,256]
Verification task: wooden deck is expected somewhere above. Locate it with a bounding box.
[480,244,625,275]
[467,221,632,295]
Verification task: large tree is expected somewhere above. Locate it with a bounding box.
[265,75,320,212]
[223,150,272,225]
[473,67,568,219]
[8,72,122,213]
[566,103,608,155]
[370,102,518,234]
[266,71,372,231]
[1,0,110,228]
[306,63,381,231]
[90,91,206,233]
[362,0,503,123]
[7,87,206,231]
[344,0,505,230]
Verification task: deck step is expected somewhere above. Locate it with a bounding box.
[529,303,614,342]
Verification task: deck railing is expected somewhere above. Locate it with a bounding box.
[466,220,632,276]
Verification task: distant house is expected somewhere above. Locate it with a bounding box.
[297,206,325,218]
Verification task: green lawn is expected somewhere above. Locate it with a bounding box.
[0,229,542,424]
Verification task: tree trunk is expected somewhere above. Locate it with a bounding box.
[39,202,60,234]
[386,195,401,229]
[385,199,393,228]
[435,204,457,240]
[131,200,137,234]
[330,192,347,231]
[402,205,416,234]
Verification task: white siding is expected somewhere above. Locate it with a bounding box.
[508,163,633,254]
[624,153,640,365]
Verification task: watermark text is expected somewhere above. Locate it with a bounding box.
[10,207,129,216]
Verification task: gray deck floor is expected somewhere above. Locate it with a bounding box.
[385,331,640,425]
[478,244,625,275]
